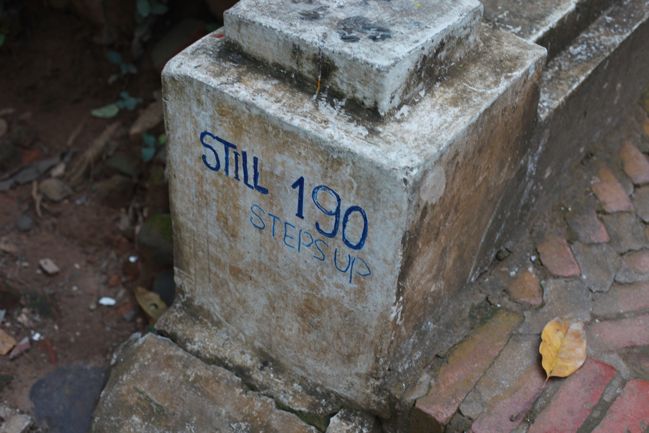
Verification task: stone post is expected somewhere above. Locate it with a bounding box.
[159,0,546,416]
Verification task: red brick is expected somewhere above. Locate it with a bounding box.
[620,142,649,185]
[593,282,649,317]
[589,314,649,352]
[567,209,610,244]
[506,269,543,307]
[528,359,616,433]
[537,235,580,278]
[471,365,546,433]
[591,167,634,213]
[414,310,522,426]
[621,249,649,273]
[616,249,649,284]
[592,379,649,433]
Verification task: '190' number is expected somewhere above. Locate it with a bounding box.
[290,177,368,251]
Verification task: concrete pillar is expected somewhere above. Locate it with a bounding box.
[161,0,546,414]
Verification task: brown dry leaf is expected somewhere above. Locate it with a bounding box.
[134,286,168,322]
[66,121,121,186]
[539,318,587,379]
[128,99,162,138]
[0,328,17,356]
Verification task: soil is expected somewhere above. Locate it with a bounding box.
[0,2,171,423]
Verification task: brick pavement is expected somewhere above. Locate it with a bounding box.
[411,105,649,432]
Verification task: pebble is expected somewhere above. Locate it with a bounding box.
[16,213,33,232]
[98,297,117,307]
[39,258,60,275]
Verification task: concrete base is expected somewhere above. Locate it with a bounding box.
[91,333,320,433]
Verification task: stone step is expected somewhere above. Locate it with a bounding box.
[488,0,649,247]
[483,0,616,60]
[91,333,320,433]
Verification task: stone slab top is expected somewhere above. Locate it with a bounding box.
[224,0,483,115]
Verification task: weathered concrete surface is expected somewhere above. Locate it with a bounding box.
[225,0,483,115]
[91,333,319,433]
[483,0,615,59]
[161,24,545,413]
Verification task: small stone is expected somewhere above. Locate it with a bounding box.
[537,235,580,278]
[634,186,649,222]
[50,162,66,178]
[30,365,107,433]
[591,166,633,213]
[0,237,18,254]
[572,242,620,293]
[38,258,60,275]
[39,178,72,202]
[15,213,33,232]
[0,405,32,433]
[98,297,117,307]
[506,269,543,306]
[325,409,380,433]
[620,142,649,185]
[0,328,16,355]
[601,213,646,253]
[566,208,609,244]
[616,249,649,283]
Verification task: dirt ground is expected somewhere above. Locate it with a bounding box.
[0,3,193,425]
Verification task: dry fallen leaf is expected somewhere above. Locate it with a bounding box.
[134,286,168,321]
[539,318,587,379]
[0,328,16,356]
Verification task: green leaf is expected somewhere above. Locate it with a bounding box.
[0,34,6,47]
[141,146,156,162]
[116,92,141,111]
[91,104,120,119]
[106,50,123,65]
[136,0,151,17]
[157,134,167,145]
[142,132,157,147]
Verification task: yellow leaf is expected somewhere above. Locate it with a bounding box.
[539,318,587,379]
[134,286,168,322]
